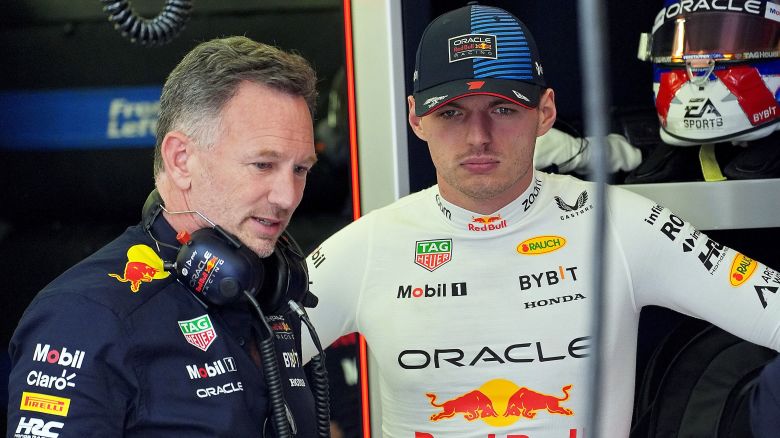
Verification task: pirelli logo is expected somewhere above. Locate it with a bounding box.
[20,391,70,417]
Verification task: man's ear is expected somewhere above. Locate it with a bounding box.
[408,95,428,141]
[160,131,195,190]
[536,88,557,137]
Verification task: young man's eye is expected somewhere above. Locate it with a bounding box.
[253,162,272,170]
[494,106,516,115]
[437,109,459,119]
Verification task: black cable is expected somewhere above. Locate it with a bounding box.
[245,291,294,438]
[289,301,331,438]
[308,355,330,437]
[282,230,330,437]
[100,0,192,46]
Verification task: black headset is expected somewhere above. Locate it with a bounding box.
[142,189,316,313]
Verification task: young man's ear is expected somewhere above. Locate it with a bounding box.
[536,88,557,137]
[160,131,195,190]
[408,96,428,141]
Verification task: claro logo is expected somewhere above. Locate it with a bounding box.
[516,236,566,255]
[730,253,758,287]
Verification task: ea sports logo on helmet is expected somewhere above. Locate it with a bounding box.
[655,66,780,145]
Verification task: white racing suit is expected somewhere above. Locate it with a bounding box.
[303,170,780,438]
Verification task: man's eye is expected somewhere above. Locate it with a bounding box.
[494,107,516,115]
[437,109,459,119]
[254,162,272,170]
[294,165,311,175]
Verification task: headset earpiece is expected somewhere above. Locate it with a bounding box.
[170,227,309,313]
[173,228,263,307]
[254,231,310,312]
[275,232,310,304]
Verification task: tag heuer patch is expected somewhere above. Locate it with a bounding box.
[415,239,452,271]
[178,314,218,351]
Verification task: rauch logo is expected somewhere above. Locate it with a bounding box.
[730,253,758,287]
[517,236,566,255]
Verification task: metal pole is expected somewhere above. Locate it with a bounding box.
[577,1,610,437]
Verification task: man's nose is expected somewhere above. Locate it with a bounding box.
[267,170,301,211]
[465,113,491,148]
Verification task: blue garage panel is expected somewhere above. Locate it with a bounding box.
[0,86,162,150]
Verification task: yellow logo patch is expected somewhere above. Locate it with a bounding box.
[729,253,757,287]
[517,236,567,255]
[20,392,70,417]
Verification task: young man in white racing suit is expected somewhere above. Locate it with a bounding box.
[302,4,780,437]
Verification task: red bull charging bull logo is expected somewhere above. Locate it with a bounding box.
[108,244,170,292]
[426,379,573,427]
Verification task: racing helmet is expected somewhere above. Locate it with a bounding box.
[639,0,780,146]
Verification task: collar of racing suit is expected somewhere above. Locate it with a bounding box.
[432,169,544,233]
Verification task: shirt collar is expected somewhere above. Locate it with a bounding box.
[147,213,182,262]
[432,170,544,233]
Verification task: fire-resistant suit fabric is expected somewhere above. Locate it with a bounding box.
[302,170,780,438]
[6,215,315,437]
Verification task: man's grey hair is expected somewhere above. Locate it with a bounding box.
[153,36,318,177]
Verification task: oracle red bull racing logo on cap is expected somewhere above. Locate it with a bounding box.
[449,33,497,62]
[517,236,566,255]
[108,244,169,292]
[415,239,452,271]
[426,378,574,427]
[178,314,218,352]
[730,253,758,286]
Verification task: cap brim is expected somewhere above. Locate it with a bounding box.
[413,78,542,116]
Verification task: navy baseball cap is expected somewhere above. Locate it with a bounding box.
[413,2,546,116]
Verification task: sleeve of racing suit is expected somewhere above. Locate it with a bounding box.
[607,186,780,351]
[7,293,135,437]
[301,215,373,363]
